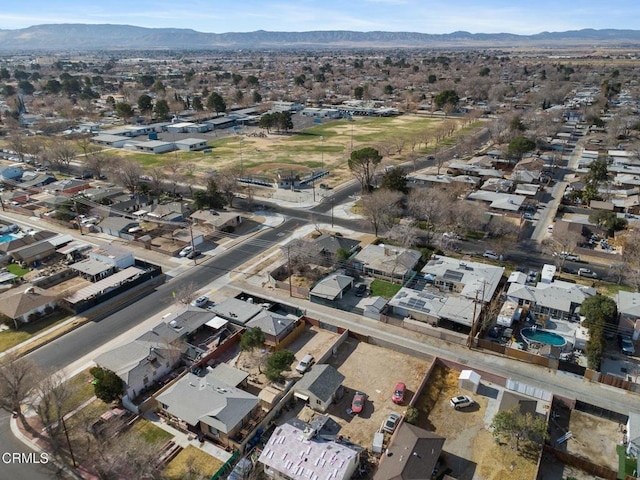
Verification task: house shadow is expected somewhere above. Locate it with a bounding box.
[440,451,477,480]
[326,337,359,370]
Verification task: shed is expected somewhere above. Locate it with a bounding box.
[372,431,384,454]
[458,369,481,393]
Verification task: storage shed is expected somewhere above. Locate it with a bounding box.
[458,369,481,393]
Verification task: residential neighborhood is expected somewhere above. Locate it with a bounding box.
[1,16,640,480]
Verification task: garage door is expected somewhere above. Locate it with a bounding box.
[294,392,309,402]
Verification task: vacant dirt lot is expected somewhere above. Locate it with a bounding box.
[322,338,432,447]
[234,325,339,387]
[416,365,538,480]
[562,410,622,471]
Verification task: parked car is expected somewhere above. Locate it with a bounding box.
[555,251,580,261]
[295,354,314,374]
[483,250,499,260]
[355,284,367,297]
[351,391,367,414]
[179,245,194,257]
[523,212,535,220]
[382,412,402,434]
[186,249,202,259]
[618,335,636,356]
[392,381,406,404]
[449,395,475,410]
[577,268,597,278]
[191,295,209,308]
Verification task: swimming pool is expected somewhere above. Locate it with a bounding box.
[0,233,18,244]
[521,327,567,347]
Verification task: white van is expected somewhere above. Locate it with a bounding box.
[295,354,314,374]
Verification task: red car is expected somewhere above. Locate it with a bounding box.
[351,391,366,414]
[392,382,405,404]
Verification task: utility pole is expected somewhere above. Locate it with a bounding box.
[189,223,196,265]
[73,198,83,235]
[61,416,77,467]
[467,280,487,349]
[331,199,334,228]
[287,245,293,297]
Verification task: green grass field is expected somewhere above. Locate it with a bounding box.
[0,310,70,352]
[370,279,403,298]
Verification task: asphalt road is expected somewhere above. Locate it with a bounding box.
[27,218,301,369]
[0,410,60,480]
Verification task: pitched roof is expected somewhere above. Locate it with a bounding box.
[156,371,258,433]
[0,286,56,319]
[246,310,296,337]
[313,234,360,255]
[310,274,354,300]
[294,364,345,403]
[374,423,445,480]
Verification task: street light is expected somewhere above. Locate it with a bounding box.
[320,135,324,169]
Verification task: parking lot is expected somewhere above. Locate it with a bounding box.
[320,338,432,447]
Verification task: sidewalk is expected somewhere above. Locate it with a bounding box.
[228,280,640,417]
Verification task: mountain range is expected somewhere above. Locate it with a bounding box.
[1,24,640,51]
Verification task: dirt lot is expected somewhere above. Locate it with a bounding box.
[320,338,432,447]
[233,325,340,388]
[415,365,539,480]
[552,409,622,471]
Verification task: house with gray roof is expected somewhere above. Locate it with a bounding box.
[156,371,259,447]
[97,217,140,239]
[615,291,640,338]
[506,280,595,322]
[0,285,57,327]
[374,424,445,480]
[309,273,354,305]
[95,305,217,403]
[313,234,360,257]
[209,297,264,326]
[245,310,299,348]
[293,364,345,413]
[352,244,421,282]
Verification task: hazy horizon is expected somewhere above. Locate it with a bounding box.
[1,1,638,36]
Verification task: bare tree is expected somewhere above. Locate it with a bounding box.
[361,189,402,236]
[32,369,72,455]
[541,230,582,271]
[0,353,42,419]
[84,151,115,180]
[110,158,143,196]
[173,282,199,306]
[215,169,240,207]
[484,215,520,256]
[49,140,77,172]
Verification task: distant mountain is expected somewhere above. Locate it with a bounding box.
[1,24,640,51]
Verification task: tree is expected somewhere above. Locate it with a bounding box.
[588,210,627,236]
[33,370,72,454]
[154,99,170,120]
[507,136,536,160]
[206,92,226,116]
[0,353,41,417]
[192,96,203,111]
[214,169,240,207]
[433,89,459,110]
[354,86,364,100]
[89,366,124,403]
[265,350,295,382]
[348,147,382,193]
[586,321,606,370]
[491,407,549,452]
[361,189,402,236]
[49,140,76,171]
[193,178,227,210]
[110,158,143,196]
[137,94,153,114]
[115,101,134,120]
[581,295,617,330]
[240,327,265,352]
[379,167,408,194]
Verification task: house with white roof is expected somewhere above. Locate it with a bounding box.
[258,421,359,480]
[386,255,503,328]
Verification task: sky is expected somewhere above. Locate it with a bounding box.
[0,0,639,35]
